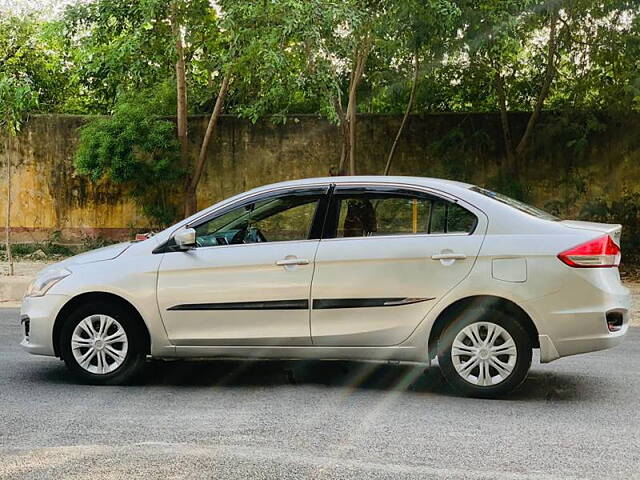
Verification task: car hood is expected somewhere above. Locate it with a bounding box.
[57,242,132,268]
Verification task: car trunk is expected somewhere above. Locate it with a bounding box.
[561,220,622,245]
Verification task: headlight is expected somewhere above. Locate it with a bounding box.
[25,268,72,298]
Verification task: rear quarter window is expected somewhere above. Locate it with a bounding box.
[430,200,477,234]
[470,186,559,221]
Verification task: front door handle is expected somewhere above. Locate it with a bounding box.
[431,253,467,260]
[276,258,310,266]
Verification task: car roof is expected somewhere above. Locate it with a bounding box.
[248,175,474,194]
[155,174,571,244]
[239,176,569,236]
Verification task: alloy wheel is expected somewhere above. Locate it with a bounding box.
[450,321,517,386]
[71,314,129,374]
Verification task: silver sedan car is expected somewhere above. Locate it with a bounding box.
[20,176,630,397]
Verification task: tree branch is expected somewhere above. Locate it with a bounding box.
[384,50,419,175]
[345,39,371,176]
[188,73,231,196]
[494,68,516,170]
[515,8,560,159]
[4,138,13,275]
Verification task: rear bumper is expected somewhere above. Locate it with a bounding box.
[538,325,628,363]
[526,270,631,363]
[20,294,69,356]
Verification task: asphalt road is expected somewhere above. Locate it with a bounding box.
[1,308,639,479]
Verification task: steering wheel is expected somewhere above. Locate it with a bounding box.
[230,227,248,245]
[230,226,267,244]
[195,233,228,248]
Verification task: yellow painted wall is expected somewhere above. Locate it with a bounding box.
[1,113,640,242]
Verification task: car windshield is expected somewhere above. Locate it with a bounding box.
[470,186,560,221]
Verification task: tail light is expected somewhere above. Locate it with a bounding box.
[558,235,621,268]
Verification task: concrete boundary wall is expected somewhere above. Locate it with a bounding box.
[1,112,639,241]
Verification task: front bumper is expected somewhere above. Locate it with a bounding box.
[20,294,69,356]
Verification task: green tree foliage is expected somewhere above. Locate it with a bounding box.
[549,2,640,113]
[0,74,39,275]
[0,75,39,135]
[75,86,184,226]
[413,0,640,177]
[62,0,174,112]
[0,15,68,112]
[4,0,637,117]
[1,0,638,222]
[66,0,348,215]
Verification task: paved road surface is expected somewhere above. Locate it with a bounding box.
[1,308,639,479]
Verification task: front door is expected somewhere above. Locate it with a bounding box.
[310,185,486,346]
[157,187,328,346]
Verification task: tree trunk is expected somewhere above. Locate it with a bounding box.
[515,8,559,160]
[4,139,13,276]
[184,74,231,217]
[347,83,357,176]
[334,96,348,175]
[343,43,370,176]
[175,37,188,161]
[494,69,516,172]
[338,121,349,175]
[384,51,419,176]
[171,6,191,217]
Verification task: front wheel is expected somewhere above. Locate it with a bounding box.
[437,308,532,398]
[59,302,147,385]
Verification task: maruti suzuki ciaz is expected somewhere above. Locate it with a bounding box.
[20,176,630,397]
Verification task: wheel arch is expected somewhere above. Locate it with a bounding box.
[52,291,151,357]
[427,295,539,360]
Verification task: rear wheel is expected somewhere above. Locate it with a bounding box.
[59,302,147,385]
[437,308,532,398]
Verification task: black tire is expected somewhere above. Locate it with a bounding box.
[59,301,147,385]
[437,307,532,398]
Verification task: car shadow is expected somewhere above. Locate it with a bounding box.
[143,359,451,392]
[34,358,600,401]
[135,359,604,401]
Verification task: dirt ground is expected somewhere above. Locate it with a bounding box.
[0,261,50,277]
[626,282,640,326]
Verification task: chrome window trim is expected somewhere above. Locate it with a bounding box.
[188,181,482,229]
[187,184,331,230]
[318,232,476,244]
[160,180,488,252]
[187,238,320,253]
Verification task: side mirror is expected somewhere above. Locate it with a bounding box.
[174,227,196,250]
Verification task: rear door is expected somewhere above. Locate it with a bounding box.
[309,184,486,346]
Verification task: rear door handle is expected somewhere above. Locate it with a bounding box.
[276,258,310,266]
[431,253,467,260]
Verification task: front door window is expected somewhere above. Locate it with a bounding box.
[194,194,321,247]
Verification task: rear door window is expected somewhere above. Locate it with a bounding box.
[328,188,477,238]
